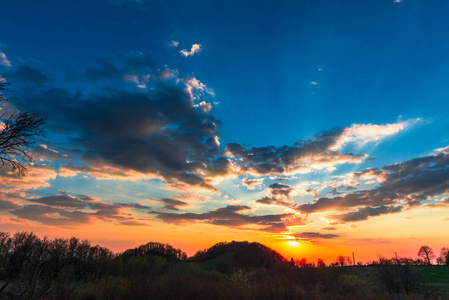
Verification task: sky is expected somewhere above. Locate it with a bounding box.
[1,0,449,263]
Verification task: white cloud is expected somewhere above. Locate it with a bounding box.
[169,40,180,47]
[330,119,419,150]
[182,76,214,100]
[0,52,11,67]
[180,44,202,57]
[394,0,403,2]
[310,81,318,85]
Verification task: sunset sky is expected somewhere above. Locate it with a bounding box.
[1,0,449,263]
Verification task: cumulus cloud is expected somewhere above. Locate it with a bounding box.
[0,52,11,67]
[12,81,224,190]
[180,44,202,57]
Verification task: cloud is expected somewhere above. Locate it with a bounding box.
[269,183,294,198]
[330,121,415,151]
[293,232,340,241]
[305,189,318,197]
[12,80,223,190]
[9,193,151,226]
[299,147,449,218]
[180,44,202,57]
[153,204,294,233]
[150,198,190,210]
[255,183,299,209]
[226,127,367,176]
[0,52,11,67]
[0,198,21,210]
[242,178,264,190]
[0,165,57,191]
[169,40,179,47]
[32,144,67,162]
[331,205,404,223]
[309,81,318,85]
[6,65,48,84]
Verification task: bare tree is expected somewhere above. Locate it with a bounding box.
[417,245,435,265]
[0,76,46,176]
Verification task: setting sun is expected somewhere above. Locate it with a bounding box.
[287,240,300,248]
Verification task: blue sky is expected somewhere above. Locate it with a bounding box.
[1,0,449,260]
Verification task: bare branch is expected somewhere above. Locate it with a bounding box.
[0,76,46,177]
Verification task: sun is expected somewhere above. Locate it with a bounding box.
[286,240,300,248]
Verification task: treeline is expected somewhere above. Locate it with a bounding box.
[0,231,447,299]
[122,241,187,261]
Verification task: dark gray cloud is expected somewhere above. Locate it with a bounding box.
[255,196,296,209]
[299,149,449,214]
[255,183,297,208]
[331,205,404,223]
[268,183,294,198]
[28,194,90,209]
[153,205,293,233]
[11,76,223,189]
[295,150,449,225]
[10,193,151,226]
[152,198,190,211]
[6,65,49,85]
[11,205,92,226]
[226,128,364,175]
[0,199,21,210]
[293,232,340,240]
[85,58,124,81]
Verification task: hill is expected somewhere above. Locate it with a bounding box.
[192,241,289,273]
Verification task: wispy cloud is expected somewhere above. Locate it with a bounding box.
[169,40,179,47]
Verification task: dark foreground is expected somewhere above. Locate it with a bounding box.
[0,232,448,299]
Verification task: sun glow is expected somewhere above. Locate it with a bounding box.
[286,240,300,248]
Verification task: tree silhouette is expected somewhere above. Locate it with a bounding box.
[0,76,46,176]
[336,255,346,266]
[417,245,435,265]
[438,247,449,265]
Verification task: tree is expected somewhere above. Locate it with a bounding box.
[336,255,346,267]
[438,247,449,265]
[0,76,46,176]
[317,258,326,268]
[417,245,435,265]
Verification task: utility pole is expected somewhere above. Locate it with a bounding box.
[352,252,355,266]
